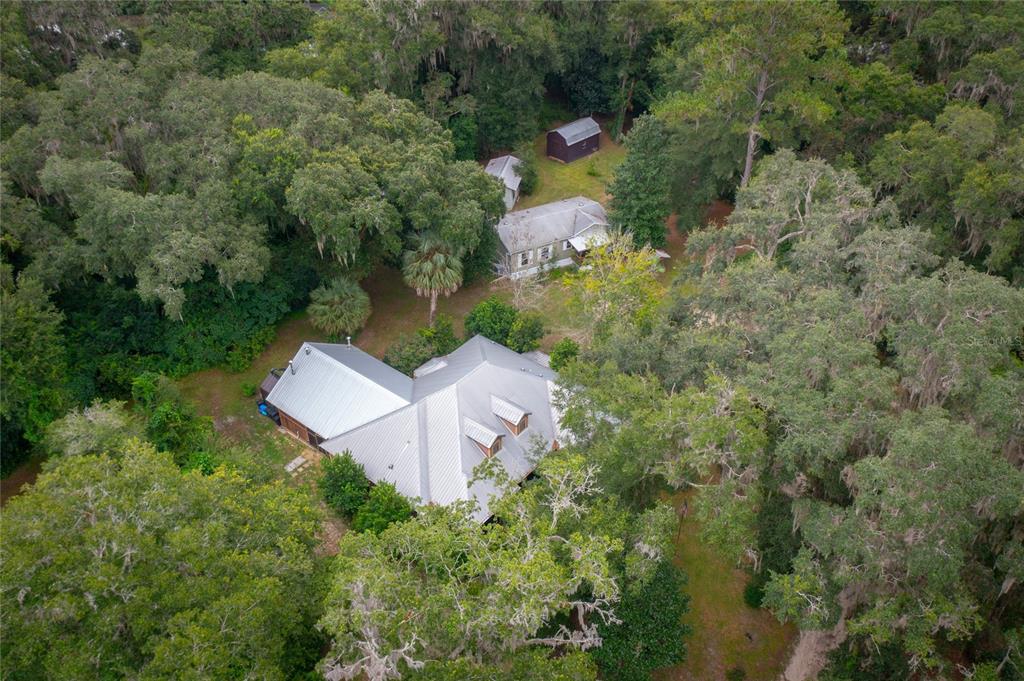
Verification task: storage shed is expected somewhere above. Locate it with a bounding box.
[484,155,523,210]
[546,116,601,163]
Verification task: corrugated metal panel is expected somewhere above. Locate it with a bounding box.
[568,225,609,252]
[309,342,413,400]
[491,395,528,424]
[495,196,607,254]
[321,404,423,500]
[413,357,447,377]
[266,344,411,439]
[521,350,551,368]
[423,387,466,507]
[484,155,522,192]
[551,116,600,145]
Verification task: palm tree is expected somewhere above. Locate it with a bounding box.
[402,235,463,324]
[307,276,372,338]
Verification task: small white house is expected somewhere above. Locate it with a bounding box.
[485,155,523,211]
[495,196,611,278]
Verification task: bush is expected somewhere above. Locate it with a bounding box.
[419,314,460,356]
[549,337,580,371]
[225,325,276,372]
[241,380,258,397]
[384,316,464,376]
[515,148,539,196]
[464,296,519,343]
[383,333,436,376]
[183,450,218,475]
[743,578,766,609]
[591,560,691,681]
[319,452,371,518]
[307,276,372,338]
[506,312,545,352]
[131,372,212,467]
[352,482,413,534]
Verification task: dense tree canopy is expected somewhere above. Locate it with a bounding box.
[1,442,322,679]
[3,2,1023,679]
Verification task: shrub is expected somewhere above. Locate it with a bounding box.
[515,148,539,196]
[131,372,212,466]
[352,482,413,534]
[183,450,218,475]
[418,314,460,356]
[384,316,463,376]
[146,400,212,466]
[591,560,691,681]
[464,296,518,343]
[383,333,436,376]
[307,276,372,338]
[241,380,258,397]
[226,325,276,372]
[549,337,580,371]
[743,578,766,609]
[319,452,371,518]
[506,312,545,352]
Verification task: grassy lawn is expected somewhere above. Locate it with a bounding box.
[515,125,627,210]
[656,492,796,681]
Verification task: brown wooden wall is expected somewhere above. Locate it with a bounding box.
[546,131,600,163]
[279,410,309,442]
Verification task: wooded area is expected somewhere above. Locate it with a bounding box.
[1,1,1022,680]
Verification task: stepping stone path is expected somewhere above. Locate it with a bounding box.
[285,455,311,477]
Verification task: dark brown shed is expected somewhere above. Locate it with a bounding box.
[546,116,601,163]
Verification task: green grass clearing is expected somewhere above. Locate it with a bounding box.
[655,491,796,681]
[516,124,626,210]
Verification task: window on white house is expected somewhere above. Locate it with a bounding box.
[519,250,532,267]
[539,245,551,261]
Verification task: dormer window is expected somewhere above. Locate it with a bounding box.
[499,413,528,435]
[490,395,530,436]
[464,417,502,457]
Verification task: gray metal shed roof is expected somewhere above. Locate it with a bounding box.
[551,116,601,145]
[495,196,608,253]
[266,342,412,438]
[484,155,522,192]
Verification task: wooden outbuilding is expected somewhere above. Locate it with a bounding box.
[546,116,601,163]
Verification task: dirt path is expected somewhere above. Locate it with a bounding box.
[0,458,43,506]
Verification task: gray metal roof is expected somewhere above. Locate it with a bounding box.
[412,335,555,400]
[309,342,413,400]
[550,116,600,145]
[484,155,522,192]
[320,335,559,521]
[266,342,412,438]
[495,196,608,253]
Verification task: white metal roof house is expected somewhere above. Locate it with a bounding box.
[484,155,523,211]
[266,336,563,522]
[495,196,611,279]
